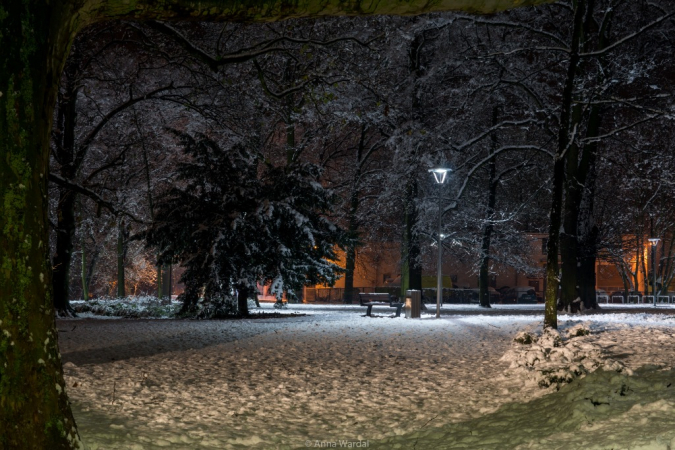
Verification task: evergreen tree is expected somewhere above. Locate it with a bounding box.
[145,131,343,316]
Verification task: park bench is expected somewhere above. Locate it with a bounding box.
[358,293,404,317]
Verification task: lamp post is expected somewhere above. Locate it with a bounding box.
[429,167,451,318]
[649,237,660,306]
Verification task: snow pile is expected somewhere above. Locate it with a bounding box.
[377,367,675,449]
[71,296,179,318]
[500,324,631,391]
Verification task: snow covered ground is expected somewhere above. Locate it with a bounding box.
[57,303,675,449]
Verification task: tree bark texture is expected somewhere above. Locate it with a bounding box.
[0,0,553,447]
[0,1,83,448]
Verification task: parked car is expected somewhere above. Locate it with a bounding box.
[468,287,501,304]
[496,286,511,296]
[501,286,537,304]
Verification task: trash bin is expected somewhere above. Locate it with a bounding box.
[405,289,421,318]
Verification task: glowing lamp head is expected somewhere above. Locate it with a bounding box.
[649,238,661,247]
[429,167,451,184]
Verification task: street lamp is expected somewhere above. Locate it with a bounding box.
[429,167,451,318]
[649,237,660,306]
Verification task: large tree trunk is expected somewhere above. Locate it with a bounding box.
[0,2,82,448]
[400,32,426,300]
[559,0,608,313]
[545,0,586,328]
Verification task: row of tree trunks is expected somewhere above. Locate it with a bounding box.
[556,0,609,315]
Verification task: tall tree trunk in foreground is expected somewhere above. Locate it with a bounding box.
[0,3,82,448]
[0,0,552,447]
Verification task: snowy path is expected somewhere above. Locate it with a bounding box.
[56,305,675,449]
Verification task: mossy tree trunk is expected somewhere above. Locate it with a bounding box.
[0,0,552,447]
[0,1,83,448]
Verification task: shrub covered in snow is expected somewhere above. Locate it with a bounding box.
[513,331,538,345]
[501,325,631,390]
[71,296,179,318]
[566,323,591,337]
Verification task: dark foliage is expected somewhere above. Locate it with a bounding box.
[145,130,344,315]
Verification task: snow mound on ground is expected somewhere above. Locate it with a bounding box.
[500,325,632,390]
[376,367,675,449]
[70,296,178,318]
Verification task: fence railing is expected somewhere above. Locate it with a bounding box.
[600,294,674,304]
[304,287,501,304]
[303,287,400,303]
